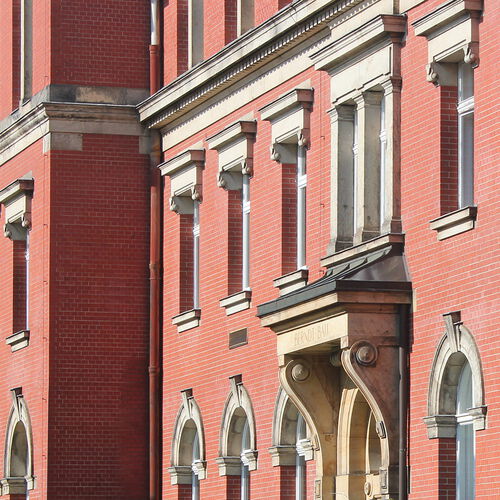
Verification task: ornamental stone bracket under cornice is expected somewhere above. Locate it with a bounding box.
[414,0,483,85]
[0,176,34,241]
[260,87,313,163]
[159,148,205,214]
[208,120,256,191]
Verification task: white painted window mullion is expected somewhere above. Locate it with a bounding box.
[25,231,30,330]
[193,200,200,309]
[242,175,250,291]
[297,145,307,270]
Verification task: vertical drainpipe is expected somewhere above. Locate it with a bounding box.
[398,304,409,500]
[149,1,161,499]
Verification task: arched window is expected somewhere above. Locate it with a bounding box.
[424,312,486,499]
[168,389,206,495]
[270,388,313,499]
[217,375,257,499]
[1,389,35,495]
[456,361,475,499]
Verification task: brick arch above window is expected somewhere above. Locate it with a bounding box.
[424,311,487,439]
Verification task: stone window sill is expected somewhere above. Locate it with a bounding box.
[429,205,477,240]
[273,269,308,296]
[5,330,30,352]
[320,233,404,268]
[172,309,200,333]
[220,290,252,316]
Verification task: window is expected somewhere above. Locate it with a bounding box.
[260,87,313,295]
[456,361,475,499]
[188,0,204,68]
[0,176,33,352]
[208,120,256,315]
[414,0,482,239]
[237,0,254,36]
[311,15,405,256]
[160,149,205,332]
[457,62,474,208]
[1,388,35,495]
[217,375,258,497]
[168,389,207,492]
[269,389,313,499]
[424,312,486,499]
[20,0,33,103]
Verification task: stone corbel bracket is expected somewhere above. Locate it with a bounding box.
[0,175,34,240]
[208,120,257,190]
[414,0,483,85]
[260,87,313,162]
[279,356,338,499]
[340,335,401,498]
[159,148,205,214]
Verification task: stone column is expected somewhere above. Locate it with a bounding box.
[328,105,355,253]
[353,92,382,244]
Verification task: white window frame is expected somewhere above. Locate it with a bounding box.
[457,62,475,208]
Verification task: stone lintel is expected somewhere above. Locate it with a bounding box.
[259,88,313,122]
[311,15,406,71]
[207,120,257,151]
[413,0,482,38]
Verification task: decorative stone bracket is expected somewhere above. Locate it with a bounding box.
[207,120,257,191]
[0,176,34,241]
[260,87,313,161]
[159,148,205,214]
[414,0,483,85]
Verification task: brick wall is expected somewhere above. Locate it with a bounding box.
[402,0,500,498]
[46,134,150,499]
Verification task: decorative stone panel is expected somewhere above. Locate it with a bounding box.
[0,176,34,241]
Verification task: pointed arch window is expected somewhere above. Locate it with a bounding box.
[216,375,258,499]
[168,389,207,494]
[269,388,313,499]
[1,388,35,495]
[424,312,486,499]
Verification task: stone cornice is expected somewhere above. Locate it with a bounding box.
[412,0,482,37]
[137,0,365,128]
[311,14,406,70]
[0,102,144,166]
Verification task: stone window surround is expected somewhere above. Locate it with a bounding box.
[259,87,313,296]
[1,388,35,495]
[159,149,205,332]
[207,120,257,316]
[424,311,487,439]
[413,0,482,240]
[310,14,405,259]
[168,389,207,485]
[0,175,34,352]
[269,388,314,466]
[217,375,258,475]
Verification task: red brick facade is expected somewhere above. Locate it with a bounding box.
[0,0,498,499]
